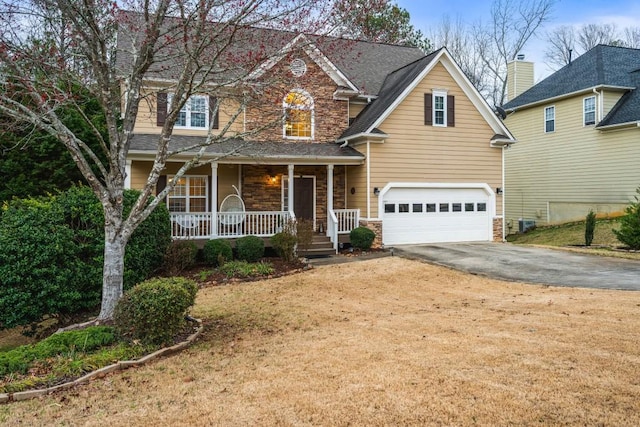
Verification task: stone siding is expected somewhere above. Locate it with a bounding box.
[493,217,504,242]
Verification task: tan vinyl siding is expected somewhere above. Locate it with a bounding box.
[133,90,242,136]
[346,154,369,214]
[349,102,367,120]
[505,94,640,228]
[366,62,503,218]
[507,60,534,102]
[130,161,237,209]
[601,90,625,118]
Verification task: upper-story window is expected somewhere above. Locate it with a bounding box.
[584,96,596,126]
[283,90,313,139]
[424,91,455,127]
[544,106,555,133]
[170,94,208,129]
[156,92,219,129]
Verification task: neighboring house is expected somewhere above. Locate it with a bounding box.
[122,23,514,250]
[502,45,640,233]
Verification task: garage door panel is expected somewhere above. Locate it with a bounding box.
[382,186,492,245]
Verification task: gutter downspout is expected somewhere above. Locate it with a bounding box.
[366,140,371,219]
[593,87,602,122]
[502,146,506,242]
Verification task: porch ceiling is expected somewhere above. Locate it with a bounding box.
[129,134,365,165]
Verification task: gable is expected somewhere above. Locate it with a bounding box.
[339,48,514,143]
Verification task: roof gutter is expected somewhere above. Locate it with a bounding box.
[336,131,388,145]
[595,120,640,131]
[506,84,634,113]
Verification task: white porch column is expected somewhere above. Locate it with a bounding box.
[211,162,218,237]
[288,164,295,215]
[124,159,132,189]
[327,164,334,236]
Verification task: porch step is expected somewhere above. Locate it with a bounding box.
[298,234,336,258]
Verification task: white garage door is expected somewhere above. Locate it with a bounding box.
[382,186,493,245]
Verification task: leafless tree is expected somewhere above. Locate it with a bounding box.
[0,0,381,321]
[544,25,576,69]
[475,0,555,107]
[622,27,640,48]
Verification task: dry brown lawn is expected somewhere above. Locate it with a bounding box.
[2,257,640,426]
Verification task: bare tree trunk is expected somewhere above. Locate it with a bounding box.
[98,229,126,321]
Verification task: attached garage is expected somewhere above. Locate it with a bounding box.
[380,183,495,245]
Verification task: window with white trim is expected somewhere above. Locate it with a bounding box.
[169,94,208,129]
[283,90,313,139]
[167,176,208,212]
[544,106,555,133]
[584,96,596,126]
[433,91,446,126]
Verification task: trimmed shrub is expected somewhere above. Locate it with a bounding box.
[271,220,297,262]
[202,239,233,266]
[614,188,640,250]
[163,240,198,275]
[0,186,171,329]
[585,210,596,246]
[113,277,198,346]
[236,235,265,262]
[350,226,376,250]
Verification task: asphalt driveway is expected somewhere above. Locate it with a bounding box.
[394,242,640,290]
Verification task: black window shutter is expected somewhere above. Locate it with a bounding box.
[447,95,455,127]
[209,96,219,129]
[424,93,433,125]
[156,92,167,127]
[156,175,167,196]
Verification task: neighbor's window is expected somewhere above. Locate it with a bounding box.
[167,176,208,212]
[169,95,208,129]
[584,96,596,126]
[283,90,313,139]
[544,106,555,133]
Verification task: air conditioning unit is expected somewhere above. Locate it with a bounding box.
[518,219,536,233]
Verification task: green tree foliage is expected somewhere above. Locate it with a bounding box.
[0,186,171,329]
[613,188,640,250]
[333,0,431,52]
[0,88,106,202]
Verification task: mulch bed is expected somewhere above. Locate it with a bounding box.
[186,258,309,288]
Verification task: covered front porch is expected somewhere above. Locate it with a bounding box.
[127,137,365,252]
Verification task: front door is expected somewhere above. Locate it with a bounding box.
[294,177,314,222]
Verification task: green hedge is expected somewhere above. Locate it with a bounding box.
[236,235,265,262]
[0,186,171,329]
[350,226,376,250]
[202,239,233,266]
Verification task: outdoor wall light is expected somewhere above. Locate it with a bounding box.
[496,187,503,195]
[373,187,380,196]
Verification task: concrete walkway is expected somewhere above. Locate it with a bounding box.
[394,242,640,291]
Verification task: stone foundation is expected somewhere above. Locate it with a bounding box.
[493,217,503,242]
[359,219,383,249]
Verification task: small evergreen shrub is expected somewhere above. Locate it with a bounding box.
[236,235,265,262]
[163,240,198,275]
[271,220,297,262]
[350,226,376,250]
[114,277,198,345]
[202,239,233,266]
[585,210,596,246]
[613,188,640,250]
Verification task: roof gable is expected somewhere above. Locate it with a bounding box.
[339,47,514,142]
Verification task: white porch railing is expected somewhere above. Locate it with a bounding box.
[170,211,292,239]
[328,209,360,251]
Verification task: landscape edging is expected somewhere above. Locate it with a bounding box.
[1,318,203,404]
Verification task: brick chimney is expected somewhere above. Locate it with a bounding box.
[506,54,534,102]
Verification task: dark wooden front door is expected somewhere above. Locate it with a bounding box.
[294,177,314,221]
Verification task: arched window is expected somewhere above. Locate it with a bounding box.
[283,90,313,139]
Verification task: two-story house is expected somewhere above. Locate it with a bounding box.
[122,22,514,250]
[503,45,640,233]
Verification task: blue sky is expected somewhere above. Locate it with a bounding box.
[396,0,640,80]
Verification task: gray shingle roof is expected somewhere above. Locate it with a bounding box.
[115,13,424,97]
[503,45,640,127]
[129,134,364,163]
[338,49,441,140]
